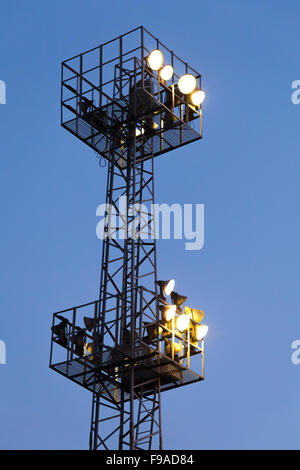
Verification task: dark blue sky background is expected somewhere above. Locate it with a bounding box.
[0,0,300,449]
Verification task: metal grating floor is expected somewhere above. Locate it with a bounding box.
[62,106,201,164]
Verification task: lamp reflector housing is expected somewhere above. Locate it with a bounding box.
[191,308,204,324]
[84,316,95,332]
[171,291,187,307]
[52,320,67,337]
[157,279,175,296]
[73,328,85,356]
[145,322,163,340]
[51,319,68,347]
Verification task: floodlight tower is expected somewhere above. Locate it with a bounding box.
[50,26,207,450]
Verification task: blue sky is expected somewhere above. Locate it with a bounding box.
[0,0,300,449]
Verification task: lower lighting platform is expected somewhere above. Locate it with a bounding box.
[50,344,203,402]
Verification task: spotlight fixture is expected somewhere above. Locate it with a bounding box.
[194,324,208,341]
[73,328,85,357]
[84,316,95,332]
[171,291,187,312]
[190,89,205,106]
[147,49,163,71]
[160,304,176,322]
[51,317,68,347]
[159,65,174,81]
[51,318,67,337]
[176,314,190,332]
[192,308,204,323]
[178,74,197,94]
[144,322,163,342]
[185,307,204,324]
[157,279,175,297]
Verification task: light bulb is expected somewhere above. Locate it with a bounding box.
[178,74,197,94]
[147,49,163,71]
[160,65,174,81]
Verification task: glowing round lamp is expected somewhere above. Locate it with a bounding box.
[165,305,176,322]
[191,89,205,106]
[176,314,190,332]
[164,279,175,296]
[195,324,208,341]
[160,65,174,81]
[178,74,197,94]
[147,49,163,71]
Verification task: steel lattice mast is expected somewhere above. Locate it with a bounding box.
[50,26,206,451]
[90,146,162,449]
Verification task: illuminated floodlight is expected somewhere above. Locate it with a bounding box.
[191,89,205,106]
[178,74,197,94]
[171,291,187,308]
[195,324,208,341]
[160,65,174,81]
[161,304,176,322]
[147,49,163,71]
[157,279,175,297]
[176,314,190,332]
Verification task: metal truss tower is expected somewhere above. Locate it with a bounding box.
[50,26,206,451]
[90,128,161,449]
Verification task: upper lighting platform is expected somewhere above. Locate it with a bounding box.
[61,26,204,167]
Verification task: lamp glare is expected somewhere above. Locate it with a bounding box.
[196,324,208,341]
[176,314,190,332]
[165,305,176,322]
[191,89,205,106]
[160,65,174,81]
[164,279,175,296]
[147,49,163,71]
[178,74,197,94]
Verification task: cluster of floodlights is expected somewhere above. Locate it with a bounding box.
[51,278,208,362]
[156,278,208,354]
[147,49,206,107]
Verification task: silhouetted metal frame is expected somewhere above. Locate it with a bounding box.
[60,26,203,165]
[52,26,205,451]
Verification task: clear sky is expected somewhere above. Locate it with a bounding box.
[0,0,300,450]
